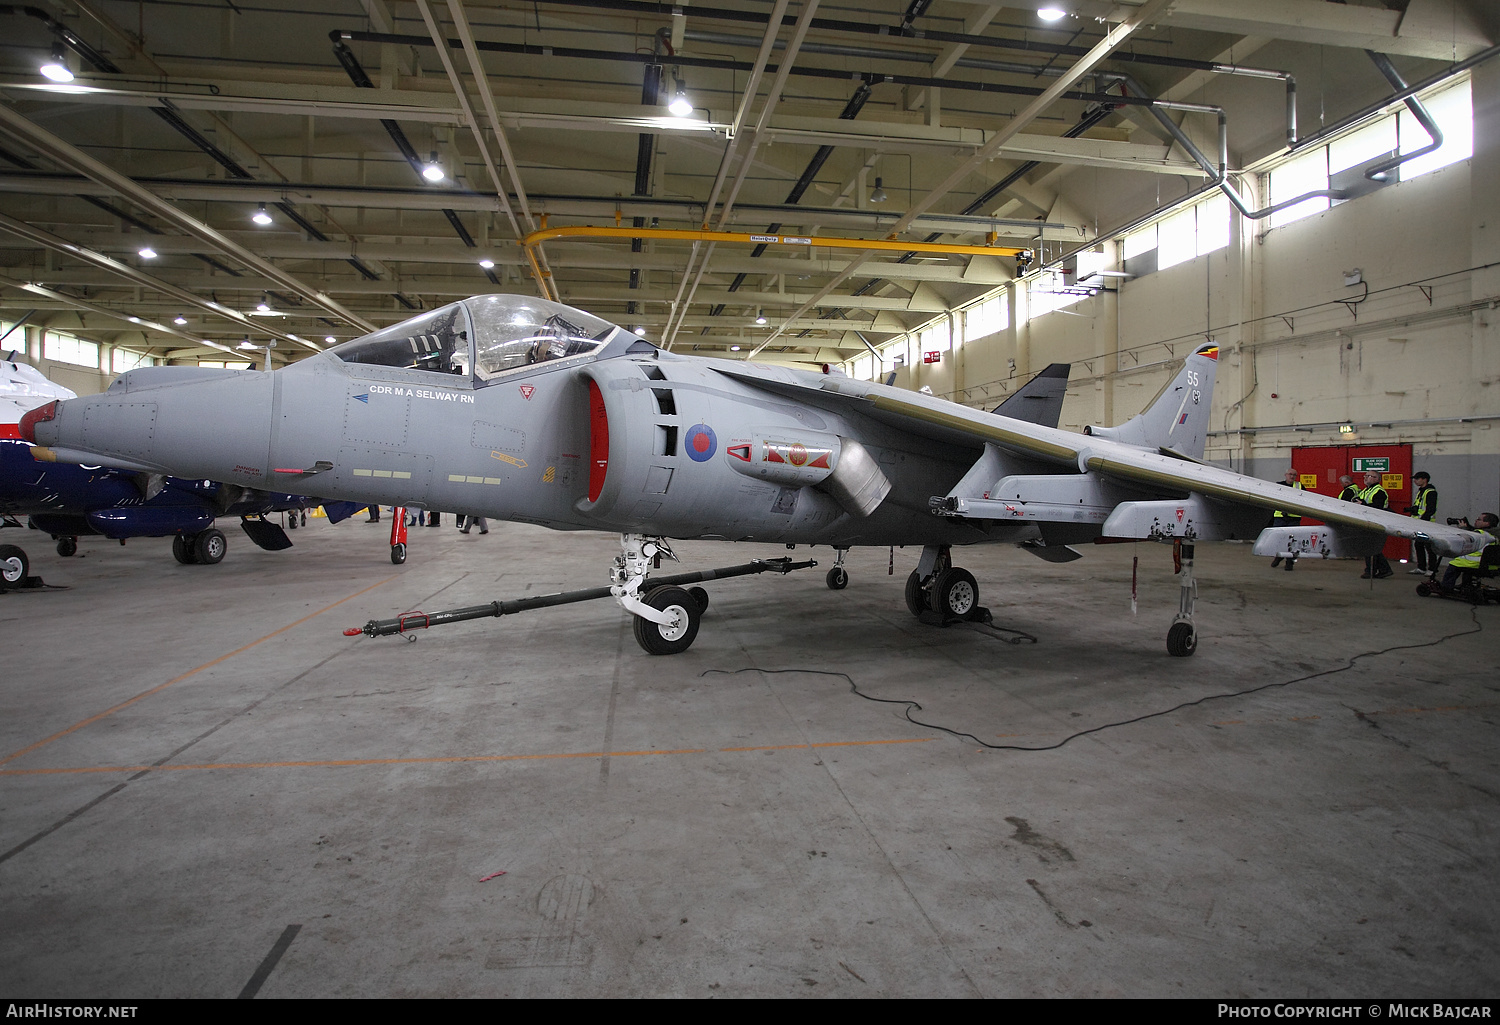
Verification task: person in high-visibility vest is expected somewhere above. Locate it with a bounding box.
[1356,470,1394,579]
[1440,513,1498,591]
[1404,471,1438,574]
[1270,468,1304,571]
[1336,475,1358,502]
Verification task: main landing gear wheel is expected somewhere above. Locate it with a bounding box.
[826,567,848,590]
[632,585,701,655]
[391,542,407,565]
[933,567,979,619]
[904,569,928,616]
[0,544,29,585]
[1166,621,1197,657]
[172,534,198,564]
[55,536,77,557]
[195,528,227,565]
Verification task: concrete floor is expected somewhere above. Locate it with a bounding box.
[1,514,1496,998]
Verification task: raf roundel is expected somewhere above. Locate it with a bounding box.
[685,423,717,462]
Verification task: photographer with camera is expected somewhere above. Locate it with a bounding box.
[1437,512,1499,592]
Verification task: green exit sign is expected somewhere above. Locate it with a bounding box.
[1352,457,1390,472]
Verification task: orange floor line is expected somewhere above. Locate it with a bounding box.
[0,575,398,768]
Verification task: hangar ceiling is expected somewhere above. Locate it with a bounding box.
[0,0,1493,367]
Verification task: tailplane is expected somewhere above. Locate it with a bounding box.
[1083,343,1219,459]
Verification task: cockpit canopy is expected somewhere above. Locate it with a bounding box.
[329,295,620,383]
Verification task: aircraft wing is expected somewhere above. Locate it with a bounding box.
[713,365,1487,559]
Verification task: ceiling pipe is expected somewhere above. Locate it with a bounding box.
[329,33,497,289]
[334,27,1176,112]
[0,275,242,356]
[0,106,374,333]
[665,0,822,348]
[528,0,1288,77]
[0,213,320,350]
[749,0,1176,359]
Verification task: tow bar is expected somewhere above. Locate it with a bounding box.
[345,556,817,639]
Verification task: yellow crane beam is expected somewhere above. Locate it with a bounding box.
[519,224,1026,259]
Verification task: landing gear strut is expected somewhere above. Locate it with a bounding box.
[905,545,985,622]
[1167,540,1198,657]
[825,547,849,590]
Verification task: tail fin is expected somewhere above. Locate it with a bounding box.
[1083,343,1219,459]
[992,362,1070,426]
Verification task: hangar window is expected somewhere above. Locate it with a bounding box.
[333,303,472,375]
[1269,148,1330,228]
[1399,81,1471,180]
[111,349,154,374]
[198,360,252,370]
[469,295,614,382]
[44,332,98,369]
[964,295,1008,343]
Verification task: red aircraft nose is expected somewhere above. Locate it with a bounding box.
[18,400,57,443]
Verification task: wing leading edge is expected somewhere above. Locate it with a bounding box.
[711,360,1487,560]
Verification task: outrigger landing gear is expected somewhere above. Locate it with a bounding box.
[344,534,816,654]
[1167,540,1198,657]
[905,544,984,622]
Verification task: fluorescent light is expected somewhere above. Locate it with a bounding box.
[40,46,73,83]
[1037,6,1067,21]
[668,77,693,117]
[252,203,273,226]
[137,246,157,259]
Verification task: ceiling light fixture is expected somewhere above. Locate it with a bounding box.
[730,345,741,352]
[1037,6,1067,22]
[869,176,888,204]
[39,44,73,83]
[633,326,646,336]
[251,203,273,226]
[257,297,271,313]
[754,309,767,325]
[137,246,157,260]
[173,316,187,326]
[325,335,337,344]
[478,258,495,269]
[668,76,693,117]
[421,152,445,182]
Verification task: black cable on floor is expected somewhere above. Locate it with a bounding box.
[704,607,1485,752]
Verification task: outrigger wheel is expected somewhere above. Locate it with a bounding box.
[632,585,701,655]
[0,544,29,585]
[391,542,407,565]
[55,536,78,557]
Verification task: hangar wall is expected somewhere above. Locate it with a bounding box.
[940,65,1499,517]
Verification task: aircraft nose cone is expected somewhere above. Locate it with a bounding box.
[18,400,57,444]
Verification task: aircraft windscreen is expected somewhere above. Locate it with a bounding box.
[468,295,615,381]
[331,303,471,374]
